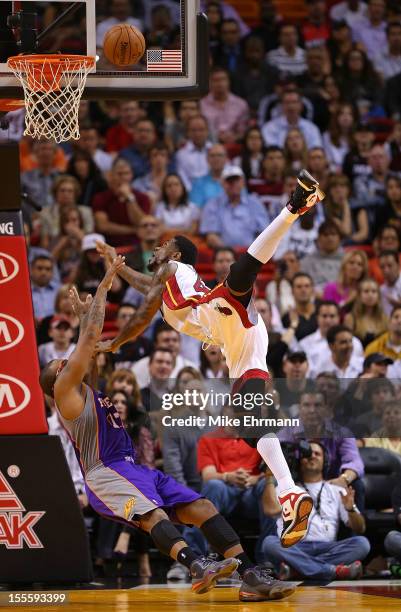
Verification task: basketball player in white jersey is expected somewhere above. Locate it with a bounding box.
[97,170,325,550]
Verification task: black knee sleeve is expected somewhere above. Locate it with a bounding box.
[150,519,184,556]
[226,252,263,294]
[200,514,240,554]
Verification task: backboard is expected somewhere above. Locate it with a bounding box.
[0,0,208,101]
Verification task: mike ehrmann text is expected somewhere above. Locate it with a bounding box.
[161,415,300,428]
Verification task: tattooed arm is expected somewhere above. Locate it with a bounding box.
[96,240,152,295]
[54,257,125,419]
[97,262,176,354]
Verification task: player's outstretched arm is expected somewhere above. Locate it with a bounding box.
[54,256,125,419]
[97,240,152,295]
[97,262,176,354]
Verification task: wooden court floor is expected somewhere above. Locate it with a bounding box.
[3,583,401,612]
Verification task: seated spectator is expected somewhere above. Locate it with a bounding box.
[111,303,152,370]
[376,175,401,235]
[283,128,308,174]
[200,165,268,249]
[323,249,368,308]
[95,351,114,393]
[307,147,329,195]
[232,127,265,181]
[145,4,179,49]
[200,67,250,143]
[370,227,401,284]
[49,205,85,282]
[365,305,401,360]
[106,368,141,402]
[133,142,169,207]
[338,48,382,111]
[36,283,79,346]
[251,0,280,51]
[164,100,200,152]
[190,144,227,209]
[384,483,401,577]
[266,250,299,316]
[275,350,312,414]
[92,158,151,247]
[133,324,197,389]
[309,324,364,379]
[175,115,212,191]
[315,372,342,419]
[327,19,358,73]
[21,140,60,208]
[96,0,143,51]
[342,123,374,185]
[30,255,60,322]
[300,300,364,366]
[364,399,401,454]
[105,101,145,154]
[378,250,401,316]
[385,122,401,173]
[351,144,390,228]
[351,0,387,61]
[278,391,365,493]
[325,175,369,244]
[301,221,344,295]
[77,125,113,174]
[212,18,243,74]
[200,346,228,379]
[302,0,330,48]
[66,150,108,208]
[262,441,369,581]
[231,34,279,114]
[120,118,158,178]
[261,90,323,149]
[372,21,401,81]
[206,246,236,290]
[140,348,175,412]
[38,315,76,367]
[39,175,93,249]
[330,0,367,28]
[275,206,321,259]
[344,279,388,347]
[155,174,200,236]
[282,272,318,341]
[266,23,306,77]
[248,146,285,213]
[323,104,356,173]
[72,233,124,301]
[124,215,161,276]
[295,46,329,133]
[201,0,250,38]
[205,1,224,54]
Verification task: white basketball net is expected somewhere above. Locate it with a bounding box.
[7,55,95,143]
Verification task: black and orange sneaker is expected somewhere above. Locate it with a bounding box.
[278,487,313,548]
[286,169,325,215]
[239,566,296,602]
[190,556,239,594]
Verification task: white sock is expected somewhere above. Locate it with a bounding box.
[247,208,298,264]
[257,434,296,495]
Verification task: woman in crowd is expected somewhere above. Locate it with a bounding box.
[36,283,80,345]
[155,173,200,236]
[199,346,228,379]
[344,279,388,347]
[206,0,224,54]
[106,369,142,404]
[233,126,266,181]
[283,128,308,174]
[324,174,369,243]
[323,104,356,172]
[50,205,85,282]
[364,400,401,456]
[133,143,170,207]
[323,249,369,308]
[339,48,382,113]
[39,175,93,248]
[66,149,108,207]
[375,175,401,235]
[95,351,114,394]
[266,250,299,316]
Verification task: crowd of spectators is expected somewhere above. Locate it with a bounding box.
[5,0,401,583]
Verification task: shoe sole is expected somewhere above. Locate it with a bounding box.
[298,176,326,202]
[280,495,313,548]
[239,584,296,602]
[192,558,239,595]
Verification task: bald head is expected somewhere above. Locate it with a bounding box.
[39,359,66,398]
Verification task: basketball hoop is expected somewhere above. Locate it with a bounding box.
[7,54,95,143]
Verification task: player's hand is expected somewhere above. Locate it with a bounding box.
[95,339,117,354]
[96,240,117,268]
[100,255,125,291]
[69,286,93,319]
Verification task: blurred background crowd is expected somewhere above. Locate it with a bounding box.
[3,0,401,584]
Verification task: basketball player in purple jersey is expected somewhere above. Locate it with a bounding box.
[97,170,325,553]
[39,256,296,601]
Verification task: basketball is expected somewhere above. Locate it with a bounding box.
[103,24,145,67]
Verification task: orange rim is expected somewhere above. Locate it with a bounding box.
[8,54,95,70]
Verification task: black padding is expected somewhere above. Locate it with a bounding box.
[200,514,240,553]
[150,519,184,556]
[226,252,263,304]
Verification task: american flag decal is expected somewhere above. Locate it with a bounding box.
[147,49,182,72]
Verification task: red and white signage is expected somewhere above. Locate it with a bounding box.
[0,212,48,434]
